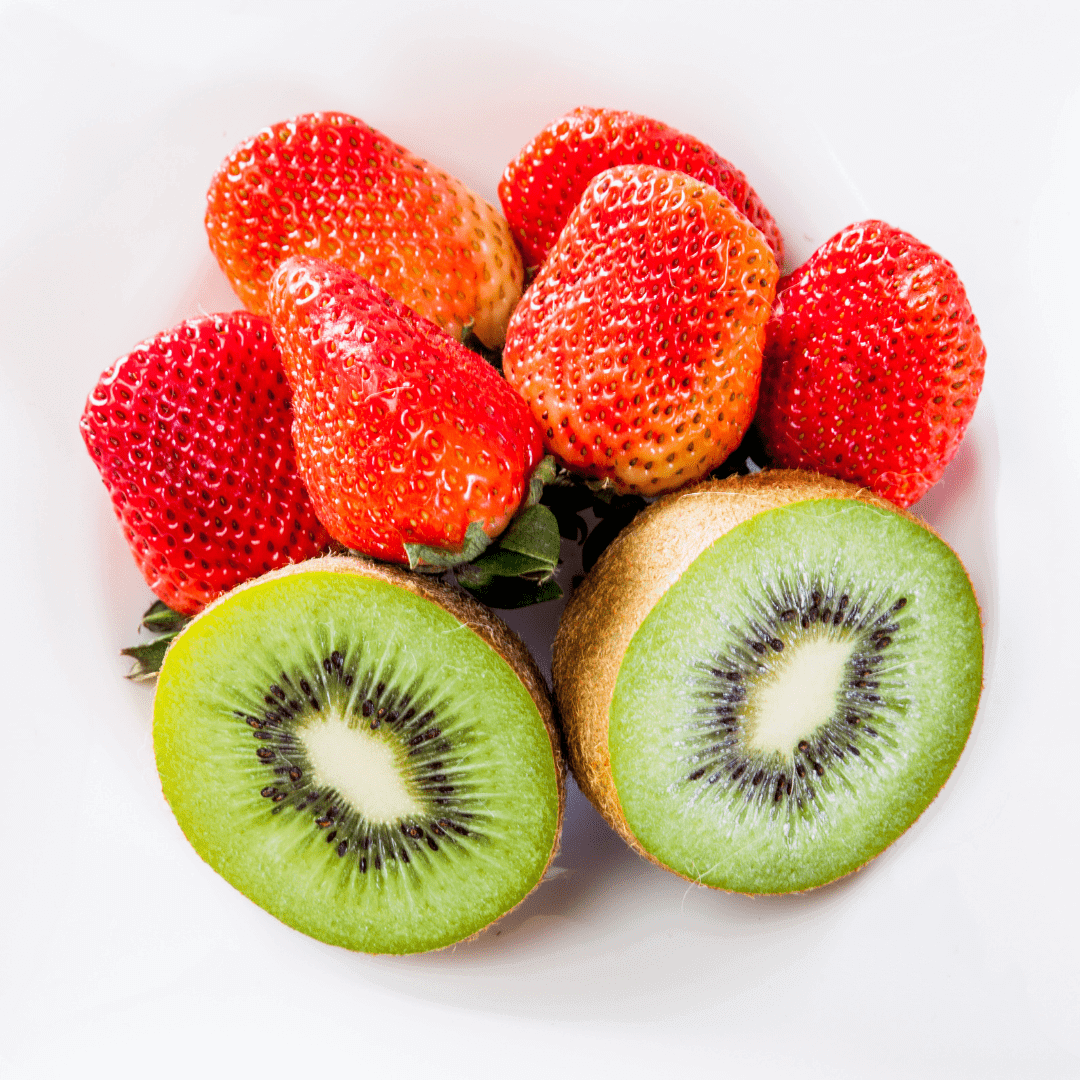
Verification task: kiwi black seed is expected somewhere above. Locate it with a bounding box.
[154,556,564,953]
[553,470,982,894]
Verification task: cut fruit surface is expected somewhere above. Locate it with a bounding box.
[554,471,982,894]
[154,558,563,953]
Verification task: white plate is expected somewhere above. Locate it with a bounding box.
[2,4,1078,1077]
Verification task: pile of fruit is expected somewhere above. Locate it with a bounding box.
[82,108,985,954]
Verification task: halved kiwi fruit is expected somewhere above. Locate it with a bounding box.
[154,556,565,953]
[553,471,982,894]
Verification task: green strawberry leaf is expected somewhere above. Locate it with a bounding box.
[141,599,190,634]
[460,320,504,371]
[527,456,558,507]
[452,503,562,607]
[495,503,561,565]
[121,632,180,681]
[458,575,563,609]
[538,466,595,541]
[121,599,192,680]
[404,520,492,571]
[584,476,620,504]
[456,549,552,588]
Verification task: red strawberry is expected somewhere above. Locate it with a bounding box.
[503,165,778,495]
[267,255,543,563]
[206,111,523,348]
[80,312,331,615]
[755,220,986,507]
[499,106,784,268]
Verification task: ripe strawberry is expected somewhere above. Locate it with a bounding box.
[503,165,778,495]
[206,111,523,348]
[755,220,986,507]
[499,106,784,268]
[80,312,331,615]
[267,255,543,563]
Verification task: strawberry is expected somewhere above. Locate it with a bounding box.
[755,220,986,507]
[80,312,331,616]
[206,111,523,348]
[499,106,784,268]
[266,255,543,563]
[503,165,778,495]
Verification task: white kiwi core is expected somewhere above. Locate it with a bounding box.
[300,711,421,823]
[744,633,856,755]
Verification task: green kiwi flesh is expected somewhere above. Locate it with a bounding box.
[153,559,562,953]
[608,497,981,893]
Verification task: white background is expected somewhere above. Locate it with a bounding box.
[1,2,1078,1077]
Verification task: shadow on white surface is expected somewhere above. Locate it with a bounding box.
[912,400,1000,690]
[344,779,873,1022]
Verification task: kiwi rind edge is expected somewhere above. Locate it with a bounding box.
[551,468,981,891]
[154,554,566,951]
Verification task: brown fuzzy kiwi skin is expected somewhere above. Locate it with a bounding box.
[551,468,978,891]
[155,554,565,950]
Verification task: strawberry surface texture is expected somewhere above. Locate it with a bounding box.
[503,165,778,495]
[80,312,330,615]
[499,106,784,268]
[206,112,523,348]
[267,255,543,563]
[755,220,986,507]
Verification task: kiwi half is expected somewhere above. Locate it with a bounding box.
[154,556,565,953]
[553,471,982,894]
